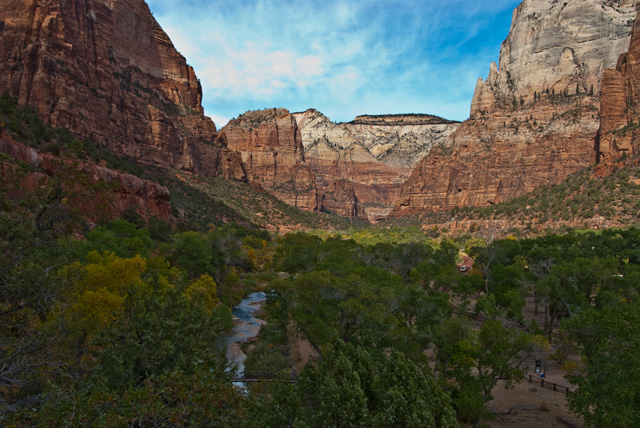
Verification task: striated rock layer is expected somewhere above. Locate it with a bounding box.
[320,179,365,218]
[391,0,639,217]
[0,0,246,179]
[598,8,640,161]
[294,109,459,220]
[219,109,318,212]
[344,114,460,169]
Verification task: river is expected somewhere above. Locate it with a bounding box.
[217,291,267,375]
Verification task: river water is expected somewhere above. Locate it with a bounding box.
[218,291,267,375]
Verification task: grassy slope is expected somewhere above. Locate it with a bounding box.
[456,159,640,225]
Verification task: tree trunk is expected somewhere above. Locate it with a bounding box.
[543,301,549,335]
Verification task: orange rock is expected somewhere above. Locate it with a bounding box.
[320,179,365,218]
[294,109,459,221]
[219,109,318,212]
[390,0,638,216]
[597,8,640,161]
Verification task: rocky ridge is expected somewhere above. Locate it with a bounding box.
[391,0,639,217]
[471,0,638,117]
[4,0,640,226]
[0,130,171,221]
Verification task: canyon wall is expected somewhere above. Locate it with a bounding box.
[0,0,246,179]
[471,0,638,117]
[5,0,639,223]
[294,109,459,220]
[598,7,640,161]
[219,109,318,212]
[391,0,639,217]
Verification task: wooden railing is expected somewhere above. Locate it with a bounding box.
[527,374,575,395]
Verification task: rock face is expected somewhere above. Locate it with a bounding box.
[343,114,460,169]
[598,8,640,161]
[0,130,171,220]
[471,0,638,118]
[391,0,639,217]
[320,179,364,218]
[0,0,246,179]
[219,109,318,212]
[294,109,459,220]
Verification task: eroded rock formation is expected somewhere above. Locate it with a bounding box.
[320,179,364,218]
[0,0,246,179]
[471,0,638,117]
[219,109,318,212]
[391,0,639,217]
[294,109,459,220]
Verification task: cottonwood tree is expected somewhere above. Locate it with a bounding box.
[563,302,640,428]
[448,320,534,425]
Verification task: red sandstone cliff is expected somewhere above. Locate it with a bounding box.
[320,179,364,218]
[0,0,245,179]
[218,109,318,212]
[0,130,171,221]
[392,102,600,215]
[391,0,639,217]
[598,8,640,161]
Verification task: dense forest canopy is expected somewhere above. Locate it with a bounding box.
[1,93,639,427]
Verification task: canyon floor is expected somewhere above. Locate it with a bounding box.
[478,297,583,427]
[487,380,582,428]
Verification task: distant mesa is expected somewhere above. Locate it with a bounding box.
[348,114,461,126]
[293,108,460,221]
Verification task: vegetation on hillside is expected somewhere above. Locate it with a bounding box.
[455,160,640,226]
[394,156,640,239]
[0,92,368,232]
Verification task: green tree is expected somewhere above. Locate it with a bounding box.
[249,341,459,428]
[371,351,458,428]
[563,302,640,428]
[449,320,534,425]
[167,231,216,279]
[85,218,154,257]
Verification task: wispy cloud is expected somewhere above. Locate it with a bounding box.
[147,0,521,124]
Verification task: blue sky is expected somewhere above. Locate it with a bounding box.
[146,0,522,126]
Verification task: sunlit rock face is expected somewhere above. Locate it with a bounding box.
[391,0,639,217]
[471,0,638,118]
[294,109,459,221]
[0,0,246,179]
[219,109,319,212]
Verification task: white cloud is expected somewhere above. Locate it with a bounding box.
[210,114,230,129]
[147,0,522,122]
